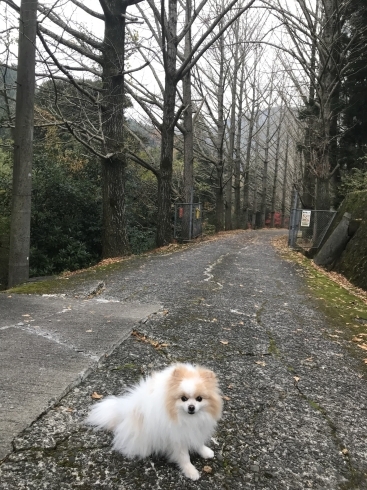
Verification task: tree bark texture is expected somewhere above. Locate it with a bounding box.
[100,0,130,257]
[156,0,178,247]
[233,62,244,229]
[260,107,271,228]
[251,127,260,229]
[281,133,289,228]
[314,0,340,210]
[181,0,194,241]
[243,87,257,229]
[270,115,282,227]
[215,34,225,232]
[8,0,37,288]
[225,31,239,231]
[183,0,194,205]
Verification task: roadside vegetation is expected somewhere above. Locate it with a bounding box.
[273,235,367,371]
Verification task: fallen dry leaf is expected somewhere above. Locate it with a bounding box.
[91,392,103,400]
[131,330,169,350]
[203,466,212,473]
[220,340,229,345]
[255,361,266,367]
[341,448,349,455]
[352,336,363,342]
[358,344,367,351]
[85,329,93,333]
[294,376,300,383]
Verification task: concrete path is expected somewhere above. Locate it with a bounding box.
[0,294,160,459]
[1,230,367,489]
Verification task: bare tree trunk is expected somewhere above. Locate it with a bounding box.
[243,84,257,229]
[225,23,240,231]
[251,131,259,228]
[156,0,178,246]
[8,0,37,288]
[99,1,131,257]
[233,62,245,229]
[259,106,271,228]
[302,0,318,209]
[215,33,225,232]
[281,133,289,228]
[182,0,194,240]
[315,0,340,210]
[270,111,283,227]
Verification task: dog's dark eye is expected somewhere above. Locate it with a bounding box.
[181,396,188,402]
[196,396,203,402]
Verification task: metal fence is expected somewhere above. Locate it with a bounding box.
[174,203,202,241]
[288,208,337,251]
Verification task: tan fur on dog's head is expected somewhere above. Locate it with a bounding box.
[165,364,222,421]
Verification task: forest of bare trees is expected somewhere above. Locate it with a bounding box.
[0,0,366,287]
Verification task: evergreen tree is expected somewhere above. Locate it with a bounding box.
[340,0,367,170]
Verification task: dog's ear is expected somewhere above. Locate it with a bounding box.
[199,368,216,380]
[172,366,185,380]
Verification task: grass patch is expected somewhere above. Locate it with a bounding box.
[267,334,280,357]
[4,255,138,295]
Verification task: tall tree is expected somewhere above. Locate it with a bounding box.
[8,0,37,287]
[339,0,367,173]
[10,0,145,258]
[131,0,257,244]
[273,0,355,209]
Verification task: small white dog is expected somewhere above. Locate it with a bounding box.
[86,363,222,480]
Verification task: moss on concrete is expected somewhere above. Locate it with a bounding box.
[274,237,367,371]
[5,258,134,295]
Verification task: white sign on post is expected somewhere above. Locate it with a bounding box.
[301,210,312,227]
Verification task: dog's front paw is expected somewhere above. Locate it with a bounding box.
[182,463,200,481]
[198,445,214,459]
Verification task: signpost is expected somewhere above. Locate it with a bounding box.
[301,210,312,227]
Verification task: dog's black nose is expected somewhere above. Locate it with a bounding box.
[188,405,195,413]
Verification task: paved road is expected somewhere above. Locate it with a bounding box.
[1,230,367,489]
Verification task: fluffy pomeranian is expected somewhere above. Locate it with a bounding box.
[86,363,222,480]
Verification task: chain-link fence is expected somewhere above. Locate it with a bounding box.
[174,203,202,241]
[289,209,337,251]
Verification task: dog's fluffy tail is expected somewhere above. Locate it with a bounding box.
[86,396,122,431]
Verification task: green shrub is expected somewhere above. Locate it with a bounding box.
[127,226,155,255]
[29,129,102,276]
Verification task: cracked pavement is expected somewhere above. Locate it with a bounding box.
[1,229,367,489]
